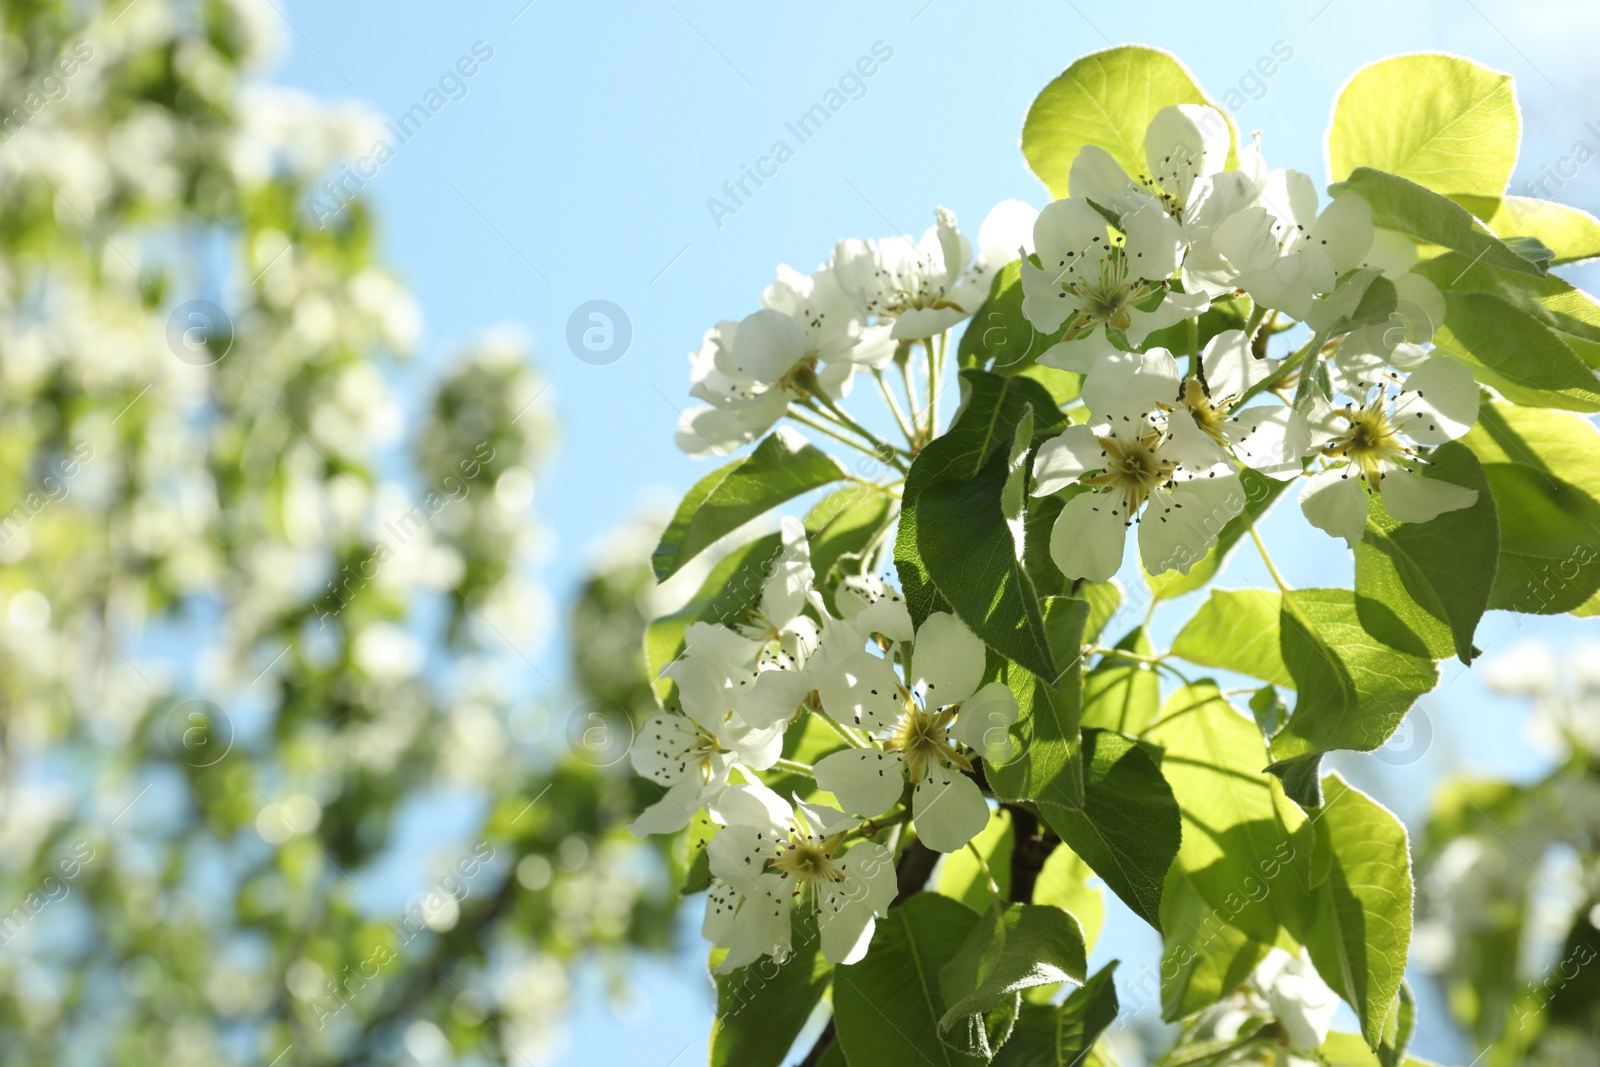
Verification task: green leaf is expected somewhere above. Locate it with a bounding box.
[1080,627,1161,734]
[1355,441,1498,663]
[1038,728,1181,931]
[1034,845,1105,955]
[1460,401,1600,613]
[805,483,897,582]
[898,369,1066,671]
[652,428,848,582]
[1145,682,1313,944]
[1329,168,1544,277]
[1078,580,1121,646]
[644,532,783,696]
[1273,589,1438,761]
[1328,53,1518,216]
[1171,589,1293,687]
[1378,981,1417,1067]
[992,963,1120,1067]
[1432,291,1600,412]
[939,903,1088,1035]
[988,597,1090,809]
[1146,467,1288,601]
[939,807,1014,913]
[1158,864,1272,1022]
[833,893,987,1066]
[1022,45,1231,199]
[1304,773,1414,1050]
[1319,1032,1442,1067]
[1415,251,1600,347]
[1487,195,1600,266]
[710,909,832,1067]
[957,259,1075,376]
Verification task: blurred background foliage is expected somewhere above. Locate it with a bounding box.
[0,1,679,1063]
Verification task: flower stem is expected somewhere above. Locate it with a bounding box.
[874,369,918,447]
[787,408,907,472]
[772,757,815,776]
[899,352,924,438]
[805,398,911,472]
[1246,517,1291,593]
[966,840,1004,906]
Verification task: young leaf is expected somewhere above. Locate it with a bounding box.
[1355,441,1498,663]
[1460,401,1600,613]
[1145,682,1313,944]
[897,369,1065,655]
[833,893,988,1066]
[938,903,1089,1035]
[1328,53,1518,217]
[988,596,1091,809]
[1171,589,1294,687]
[710,910,832,1067]
[1034,845,1105,954]
[1432,291,1600,412]
[1415,251,1600,345]
[991,963,1120,1067]
[1037,729,1181,931]
[652,427,848,582]
[1080,628,1161,734]
[1022,45,1231,198]
[1304,773,1414,1050]
[1158,865,1272,1022]
[1329,169,1544,277]
[1486,195,1600,266]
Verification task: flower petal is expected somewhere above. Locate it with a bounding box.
[819,840,897,964]
[1380,467,1479,524]
[1299,466,1369,549]
[1037,329,1117,374]
[814,749,906,817]
[912,611,987,706]
[631,713,702,785]
[952,681,1021,763]
[732,308,810,384]
[1202,328,1273,399]
[837,574,915,643]
[1144,104,1230,210]
[912,767,991,853]
[629,775,711,837]
[1032,425,1104,496]
[1050,490,1129,582]
[1229,405,1307,479]
[811,633,905,732]
[1392,355,1479,445]
[705,873,791,973]
[1126,289,1210,347]
[1068,144,1135,205]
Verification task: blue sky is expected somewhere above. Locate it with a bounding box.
[266,1,1600,1062]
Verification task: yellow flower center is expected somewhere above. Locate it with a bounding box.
[1083,427,1176,515]
[1323,403,1409,491]
[1179,378,1233,446]
[885,702,971,783]
[771,826,849,891]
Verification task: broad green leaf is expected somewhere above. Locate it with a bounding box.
[1080,627,1160,734]
[1328,54,1518,216]
[1022,45,1231,198]
[1159,864,1272,1022]
[1460,401,1600,613]
[1355,441,1498,663]
[652,427,847,581]
[805,483,897,582]
[1171,589,1293,687]
[833,893,987,1066]
[1329,169,1544,277]
[939,903,1088,1035]
[710,909,831,1067]
[1034,845,1105,954]
[1038,728,1181,931]
[1305,773,1414,1050]
[957,258,1074,376]
[1273,589,1438,761]
[1432,291,1600,412]
[1378,981,1418,1067]
[644,531,782,696]
[989,597,1090,809]
[1487,195,1600,265]
[939,807,1014,913]
[1415,252,1600,346]
[898,369,1066,673]
[1146,682,1313,944]
[1320,1032,1441,1067]
[992,963,1120,1067]
[1147,467,1288,601]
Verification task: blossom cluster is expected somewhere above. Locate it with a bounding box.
[631,519,1018,969]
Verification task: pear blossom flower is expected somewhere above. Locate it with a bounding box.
[1161,329,1307,480]
[812,611,1018,853]
[1030,372,1246,581]
[1252,949,1341,1052]
[703,783,897,970]
[1068,103,1232,224]
[1021,196,1204,374]
[831,202,1038,341]
[1297,355,1480,548]
[1224,170,1376,320]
